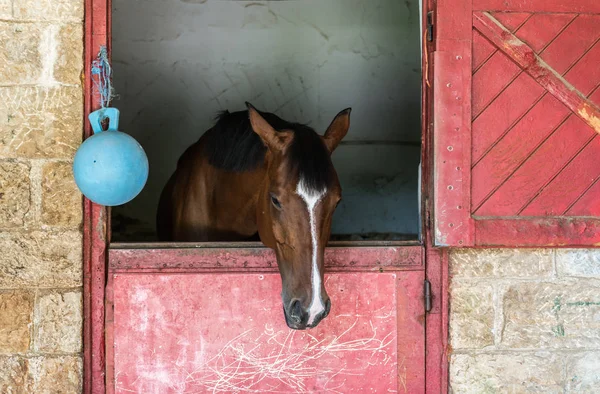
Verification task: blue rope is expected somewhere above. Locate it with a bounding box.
[91,46,116,108]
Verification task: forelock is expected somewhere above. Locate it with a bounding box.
[287,125,334,193]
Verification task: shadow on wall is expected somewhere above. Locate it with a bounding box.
[110,0,421,241]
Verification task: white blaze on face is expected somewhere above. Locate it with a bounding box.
[296,179,327,326]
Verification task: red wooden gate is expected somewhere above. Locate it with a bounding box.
[434,0,600,247]
[105,245,428,393]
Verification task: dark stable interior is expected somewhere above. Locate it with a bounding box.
[110,0,422,243]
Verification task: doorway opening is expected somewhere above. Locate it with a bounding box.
[109,0,423,244]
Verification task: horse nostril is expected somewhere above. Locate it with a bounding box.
[290,299,303,321]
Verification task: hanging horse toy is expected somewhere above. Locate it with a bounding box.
[73,47,149,206]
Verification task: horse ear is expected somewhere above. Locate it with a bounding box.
[246,102,290,151]
[323,108,351,153]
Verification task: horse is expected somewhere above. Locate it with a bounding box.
[157,102,351,329]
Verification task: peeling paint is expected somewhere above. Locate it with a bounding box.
[577,104,600,134]
[477,11,600,139]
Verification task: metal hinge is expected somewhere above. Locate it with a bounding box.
[424,279,432,312]
[426,12,434,42]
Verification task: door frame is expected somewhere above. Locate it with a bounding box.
[83,0,111,392]
[82,0,448,392]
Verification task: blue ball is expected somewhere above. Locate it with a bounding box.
[73,130,149,206]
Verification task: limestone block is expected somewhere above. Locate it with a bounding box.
[0,86,83,159]
[565,352,600,393]
[0,231,82,287]
[34,291,82,353]
[450,248,553,278]
[0,357,30,393]
[0,0,11,19]
[0,161,30,228]
[502,280,600,348]
[557,249,600,278]
[28,356,81,394]
[450,352,564,393]
[450,280,494,349]
[42,161,82,227]
[0,22,82,86]
[14,0,83,22]
[0,22,42,84]
[54,23,83,85]
[0,291,34,353]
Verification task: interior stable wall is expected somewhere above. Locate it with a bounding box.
[110,0,422,241]
[0,0,84,391]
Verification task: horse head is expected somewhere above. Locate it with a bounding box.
[246,103,351,329]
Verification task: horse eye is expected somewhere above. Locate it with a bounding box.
[271,195,282,209]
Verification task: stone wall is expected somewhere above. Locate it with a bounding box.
[449,249,600,393]
[0,0,84,392]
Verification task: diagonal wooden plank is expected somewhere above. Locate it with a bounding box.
[474,113,592,216]
[517,85,600,216]
[472,73,545,164]
[471,94,570,210]
[473,11,600,135]
[472,14,584,164]
[564,88,600,216]
[473,41,600,210]
[472,51,521,118]
[520,135,600,216]
[473,29,497,71]
[565,41,600,100]
[538,15,600,75]
[473,14,532,72]
[566,177,600,216]
[514,13,576,54]
[491,12,531,33]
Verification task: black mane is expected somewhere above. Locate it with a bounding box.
[202,109,334,191]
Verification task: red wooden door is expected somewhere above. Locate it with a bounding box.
[106,245,426,393]
[433,0,600,247]
[83,2,439,394]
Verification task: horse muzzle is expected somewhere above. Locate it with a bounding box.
[283,298,331,330]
